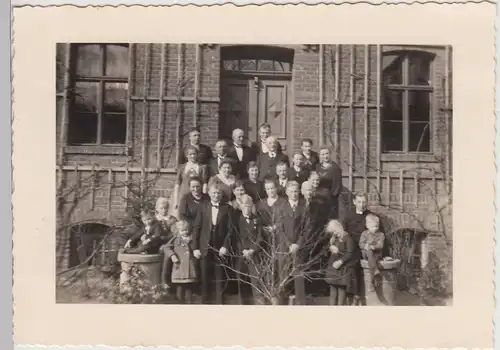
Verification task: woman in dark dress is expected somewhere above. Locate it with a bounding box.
[315,147,342,219]
[324,219,361,305]
[178,176,209,225]
[243,161,266,202]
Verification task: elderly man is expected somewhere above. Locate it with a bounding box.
[227,128,255,179]
[256,135,289,181]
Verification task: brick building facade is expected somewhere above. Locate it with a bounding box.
[55,43,453,276]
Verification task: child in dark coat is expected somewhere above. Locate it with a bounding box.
[325,219,361,305]
[163,220,198,303]
[124,210,164,254]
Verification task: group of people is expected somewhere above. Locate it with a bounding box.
[123,123,390,305]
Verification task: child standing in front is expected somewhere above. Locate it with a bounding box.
[163,220,198,304]
[359,214,385,287]
[325,219,361,305]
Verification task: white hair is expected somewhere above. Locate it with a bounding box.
[232,128,244,137]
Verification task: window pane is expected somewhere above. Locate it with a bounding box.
[408,53,432,85]
[75,44,102,77]
[68,112,98,144]
[74,82,98,113]
[104,82,128,113]
[383,89,403,121]
[409,90,431,122]
[240,59,257,71]
[409,122,431,152]
[383,54,403,85]
[258,59,275,71]
[105,44,129,77]
[382,121,403,152]
[102,114,126,144]
[222,60,238,71]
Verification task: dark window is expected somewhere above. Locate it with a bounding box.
[68,44,129,145]
[382,51,434,153]
[69,223,117,268]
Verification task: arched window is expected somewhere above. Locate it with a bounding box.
[67,43,129,146]
[69,223,115,267]
[382,51,435,153]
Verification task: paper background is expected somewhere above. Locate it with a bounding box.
[11,3,495,348]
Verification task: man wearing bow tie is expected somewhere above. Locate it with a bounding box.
[257,136,289,181]
[208,139,231,177]
[227,128,255,179]
[192,184,233,304]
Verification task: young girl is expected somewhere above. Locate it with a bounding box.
[324,219,361,305]
[163,220,198,304]
[174,146,209,210]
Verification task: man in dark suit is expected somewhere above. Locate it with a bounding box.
[227,128,255,179]
[178,127,213,165]
[207,139,231,177]
[252,123,283,160]
[192,184,233,304]
[276,181,312,305]
[257,136,289,181]
[301,138,319,171]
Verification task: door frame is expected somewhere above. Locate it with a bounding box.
[220,70,293,149]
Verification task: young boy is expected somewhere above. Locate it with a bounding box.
[288,152,310,185]
[243,161,265,202]
[124,210,164,254]
[359,214,385,287]
[275,161,289,197]
[301,138,319,171]
[234,194,264,305]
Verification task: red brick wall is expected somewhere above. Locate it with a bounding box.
[56,44,453,272]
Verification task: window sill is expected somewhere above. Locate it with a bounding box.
[380,153,439,163]
[64,145,129,156]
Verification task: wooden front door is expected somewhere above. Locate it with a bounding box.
[220,77,291,151]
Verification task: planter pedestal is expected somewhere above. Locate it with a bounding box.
[361,259,401,306]
[117,250,163,291]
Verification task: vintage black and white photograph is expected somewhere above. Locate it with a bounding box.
[55,43,453,306]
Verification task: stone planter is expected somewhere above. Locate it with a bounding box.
[117,250,163,292]
[361,258,401,306]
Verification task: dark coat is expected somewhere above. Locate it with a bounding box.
[192,201,233,258]
[325,234,361,294]
[164,236,198,283]
[257,152,290,181]
[227,144,255,179]
[287,167,310,185]
[178,144,213,165]
[234,214,264,253]
[302,151,319,171]
[178,193,209,224]
[243,179,266,202]
[276,198,312,250]
[126,221,164,254]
